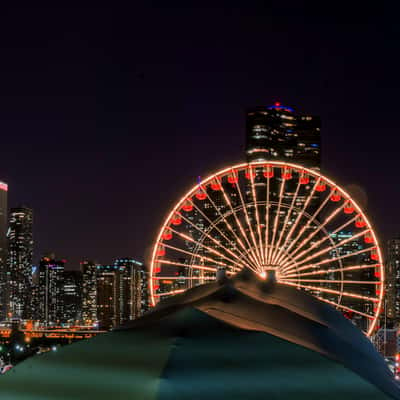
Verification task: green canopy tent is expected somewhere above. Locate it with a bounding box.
[0,270,399,399]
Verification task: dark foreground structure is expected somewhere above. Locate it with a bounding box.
[0,270,399,399]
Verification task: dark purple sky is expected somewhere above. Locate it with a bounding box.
[0,4,399,268]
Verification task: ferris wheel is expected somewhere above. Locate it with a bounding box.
[149,161,384,336]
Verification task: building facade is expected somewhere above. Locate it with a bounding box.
[6,206,33,320]
[62,270,82,325]
[245,103,321,168]
[37,256,66,326]
[386,237,400,326]
[81,260,98,326]
[114,258,148,321]
[96,259,148,329]
[0,182,8,320]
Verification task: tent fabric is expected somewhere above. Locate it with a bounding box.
[0,269,399,399]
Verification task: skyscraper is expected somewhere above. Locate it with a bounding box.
[114,258,148,321]
[62,270,82,325]
[245,103,321,169]
[96,258,148,329]
[7,206,33,320]
[96,264,120,329]
[0,182,8,319]
[38,255,65,326]
[386,237,400,326]
[81,260,98,326]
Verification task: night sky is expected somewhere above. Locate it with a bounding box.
[0,4,399,269]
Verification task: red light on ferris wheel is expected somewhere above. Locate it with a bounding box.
[263,165,274,178]
[210,178,222,191]
[227,173,238,184]
[182,199,193,212]
[299,172,309,184]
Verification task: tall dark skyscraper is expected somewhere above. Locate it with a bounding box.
[81,260,98,326]
[7,206,33,320]
[38,255,66,326]
[385,237,400,326]
[245,103,321,169]
[114,258,148,321]
[96,258,148,329]
[0,182,8,319]
[62,270,82,325]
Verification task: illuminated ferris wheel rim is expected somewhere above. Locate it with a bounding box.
[149,160,384,336]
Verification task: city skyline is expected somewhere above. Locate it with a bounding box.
[0,4,399,269]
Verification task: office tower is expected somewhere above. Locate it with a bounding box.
[0,182,8,319]
[245,103,321,169]
[386,237,400,326]
[38,255,65,326]
[6,206,33,319]
[81,260,98,326]
[96,258,148,329]
[62,270,82,325]
[96,264,120,329]
[114,258,148,321]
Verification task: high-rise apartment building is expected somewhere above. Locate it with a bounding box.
[96,264,119,329]
[114,258,148,321]
[38,255,65,326]
[6,206,33,320]
[0,182,8,319]
[96,258,147,329]
[245,103,321,169]
[386,237,400,326]
[62,270,82,325]
[81,260,98,326]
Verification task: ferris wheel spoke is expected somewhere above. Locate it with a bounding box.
[189,201,257,269]
[283,264,379,278]
[281,281,379,303]
[267,177,286,265]
[282,246,376,276]
[152,276,221,280]
[174,213,257,271]
[233,174,264,266]
[274,177,321,266]
[274,187,335,265]
[270,178,302,265]
[281,278,380,285]
[168,227,251,272]
[314,296,375,319]
[285,228,370,271]
[263,173,271,264]
[154,289,186,297]
[217,180,262,270]
[249,170,266,265]
[160,242,235,269]
[284,212,358,268]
